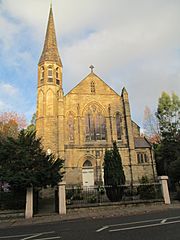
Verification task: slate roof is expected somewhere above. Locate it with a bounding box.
[39,6,62,66]
[134,137,151,148]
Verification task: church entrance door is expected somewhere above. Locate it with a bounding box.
[82,160,94,187]
[82,168,94,187]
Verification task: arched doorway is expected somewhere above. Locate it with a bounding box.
[82,160,94,187]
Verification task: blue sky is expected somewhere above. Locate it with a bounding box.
[0,0,180,126]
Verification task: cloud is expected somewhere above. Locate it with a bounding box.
[0,0,180,125]
[0,83,19,96]
[0,100,7,111]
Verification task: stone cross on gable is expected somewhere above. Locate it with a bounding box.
[89,65,94,73]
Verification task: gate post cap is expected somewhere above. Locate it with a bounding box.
[58,181,66,186]
[158,176,169,180]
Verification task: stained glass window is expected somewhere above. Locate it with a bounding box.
[85,109,106,141]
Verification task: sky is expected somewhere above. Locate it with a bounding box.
[0,0,180,126]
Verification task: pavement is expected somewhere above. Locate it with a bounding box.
[0,202,180,229]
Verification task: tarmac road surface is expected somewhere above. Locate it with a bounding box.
[0,208,180,240]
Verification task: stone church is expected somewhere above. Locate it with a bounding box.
[36,6,156,187]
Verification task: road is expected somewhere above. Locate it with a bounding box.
[0,208,180,240]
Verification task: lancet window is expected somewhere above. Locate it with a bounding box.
[116,112,122,140]
[91,81,95,93]
[47,65,53,82]
[56,67,60,85]
[40,67,44,84]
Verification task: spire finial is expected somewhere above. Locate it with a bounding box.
[89,65,94,73]
[50,0,52,8]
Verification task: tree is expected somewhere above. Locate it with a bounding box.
[155,92,180,179]
[26,113,36,133]
[156,92,180,140]
[104,141,125,202]
[0,112,27,140]
[169,156,180,185]
[0,130,64,191]
[143,106,160,144]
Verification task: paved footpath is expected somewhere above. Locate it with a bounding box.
[0,202,180,229]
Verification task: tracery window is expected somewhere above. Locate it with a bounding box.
[116,112,121,140]
[47,65,53,82]
[85,106,106,141]
[68,114,74,142]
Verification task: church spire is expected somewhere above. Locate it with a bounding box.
[39,4,62,66]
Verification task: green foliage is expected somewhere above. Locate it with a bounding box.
[156,92,180,140]
[87,195,97,203]
[0,190,26,210]
[66,186,83,202]
[155,92,180,180]
[104,141,125,202]
[137,176,156,200]
[26,113,36,133]
[0,130,64,191]
[169,156,180,184]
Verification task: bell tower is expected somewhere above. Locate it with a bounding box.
[36,5,63,155]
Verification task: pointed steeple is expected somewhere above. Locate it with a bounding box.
[39,5,62,66]
[122,87,128,95]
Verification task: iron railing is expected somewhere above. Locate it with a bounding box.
[66,183,163,208]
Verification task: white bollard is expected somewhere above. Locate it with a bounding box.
[58,181,66,215]
[25,187,33,218]
[158,176,171,204]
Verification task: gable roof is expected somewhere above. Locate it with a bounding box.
[134,137,152,148]
[65,72,120,97]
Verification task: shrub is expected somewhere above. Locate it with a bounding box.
[137,176,156,200]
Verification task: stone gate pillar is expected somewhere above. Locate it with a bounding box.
[58,181,66,214]
[158,176,171,204]
[25,187,33,218]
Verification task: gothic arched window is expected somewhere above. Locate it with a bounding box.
[68,114,74,142]
[47,65,53,83]
[116,112,121,140]
[85,108,106,141]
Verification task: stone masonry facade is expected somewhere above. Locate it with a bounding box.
[36,6,156,186]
